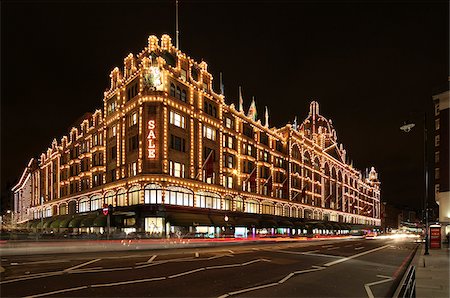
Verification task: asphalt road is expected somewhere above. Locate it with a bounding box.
[0,237,418,297]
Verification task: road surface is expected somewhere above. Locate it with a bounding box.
[0,237,417,297]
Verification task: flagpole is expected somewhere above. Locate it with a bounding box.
[195,150,214,180]
[175,0,180,49]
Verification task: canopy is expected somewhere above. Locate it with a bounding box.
[93,215,107,227]
[68,216,83,228]
[167,212,211,227]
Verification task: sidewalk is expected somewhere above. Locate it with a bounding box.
[413,244,449,298]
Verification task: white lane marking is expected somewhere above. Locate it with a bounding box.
[168,267,205,278]
[219,265,326,297]
[322,245,334,248]
[24,286,88,298]
[12,260,71,266]
[25,258,269,297]
[147,255,157,263]
[69,267,134,274]
[10,263,19,265]
[364,275,393,298]
[324,245,390,267]
[355,246,365,250]
[327,247,339,250]
[91,277,166,288]
[64,258,101,272]
[303,250,319,254]
[273,250,343,259]
[1,272,63,284]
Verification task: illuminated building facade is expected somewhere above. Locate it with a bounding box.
[433,85,450,240]
[12,34,381,237]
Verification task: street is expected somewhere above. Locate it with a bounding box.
[0,237,417,297]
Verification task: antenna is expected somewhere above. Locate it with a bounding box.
[175,0,180,49]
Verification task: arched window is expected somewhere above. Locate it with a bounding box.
[128,186,140,205]
[292,145,301,160]
[170,83,176,97]
[68,201,77,214]
[79,198,90,213]
[166,186,194,207]
[304,209,313,220]
[105,191,115,207]
[245,199,259,214]
[52,205,58,216]
[223,196,232,211]
[291,206,298,218]
[196,191,221,209]
[283,205,290,217]
[144,184,162,204]
[176,86,181,100]
[275,204,283,216]
[59,203,67,215]
[234,196,244,212]
[90,194,103,211]
[117,189,127,206]
[45,207,52,217]
[181,90,187,102]
[261,201,274,215]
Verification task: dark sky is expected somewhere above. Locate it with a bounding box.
[2,1,448,211]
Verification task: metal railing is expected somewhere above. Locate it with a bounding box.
[397,265,416,298]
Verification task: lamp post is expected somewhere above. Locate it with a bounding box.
[400,114,429,255]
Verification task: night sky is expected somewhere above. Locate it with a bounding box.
[2,1,448,212]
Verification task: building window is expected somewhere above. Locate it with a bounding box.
[166,186,194,207]
[126,80,139,101]
[225,155,234,168]
[245,200,259,214]
[435,103,440,116]
[260,132,269,145]
[225,117,233,129]
[243,123,253,138]
[203,125,216,141]
[435,168,440,179]
[169,161,185,178]
[129,162,137,177]
[79,198,90,213]
[129,186,140,205]
[170,83,176,97]
[435,119,440,130]
[181,69,187,81]
[435,135,440,147]
[130,112,138,127]
[170,135,186,152]
[224,176,233,188]
[144,184,163,204]
[176,86,181,100]
[107,98,116,115]
[181,90,187,102]
[90,195,102,211]
[202,82,208,92]
[129,135,139,152]
[169,111,185,128]
[110,146,117,160]
[110,169,116,182]
[196,192,221,209]
[435,151,440,163]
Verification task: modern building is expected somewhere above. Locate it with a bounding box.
[11,34,381,238]
[433,83,450,241]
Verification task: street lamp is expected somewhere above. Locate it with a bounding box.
[400,115,429,255]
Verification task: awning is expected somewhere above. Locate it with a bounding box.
[50,218,62,229]
[278,220,294,227]
[93,215,107,227]
[80,216,96,228]
[209,215,235,227]
[68,216,84,228]
[234,217,259,227]
[60,216,74,228]
[167,213,212,227]
[260,220,278,228]
[293,221,306,227]
[42,218,54,229]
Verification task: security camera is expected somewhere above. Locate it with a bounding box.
[400,123,415,132]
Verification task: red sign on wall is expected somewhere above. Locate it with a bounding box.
[429,226,441,249]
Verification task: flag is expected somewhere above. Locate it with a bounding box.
[263,173,273,194]
[204,150,214,179]
[247,97,257,121]
[264,106,269,127]
[301,184,308,199]
[220,72,224,95]
[239,86,244,112]
[281,176,288,199]
[293,116,298,131]
[249,167,257,192]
